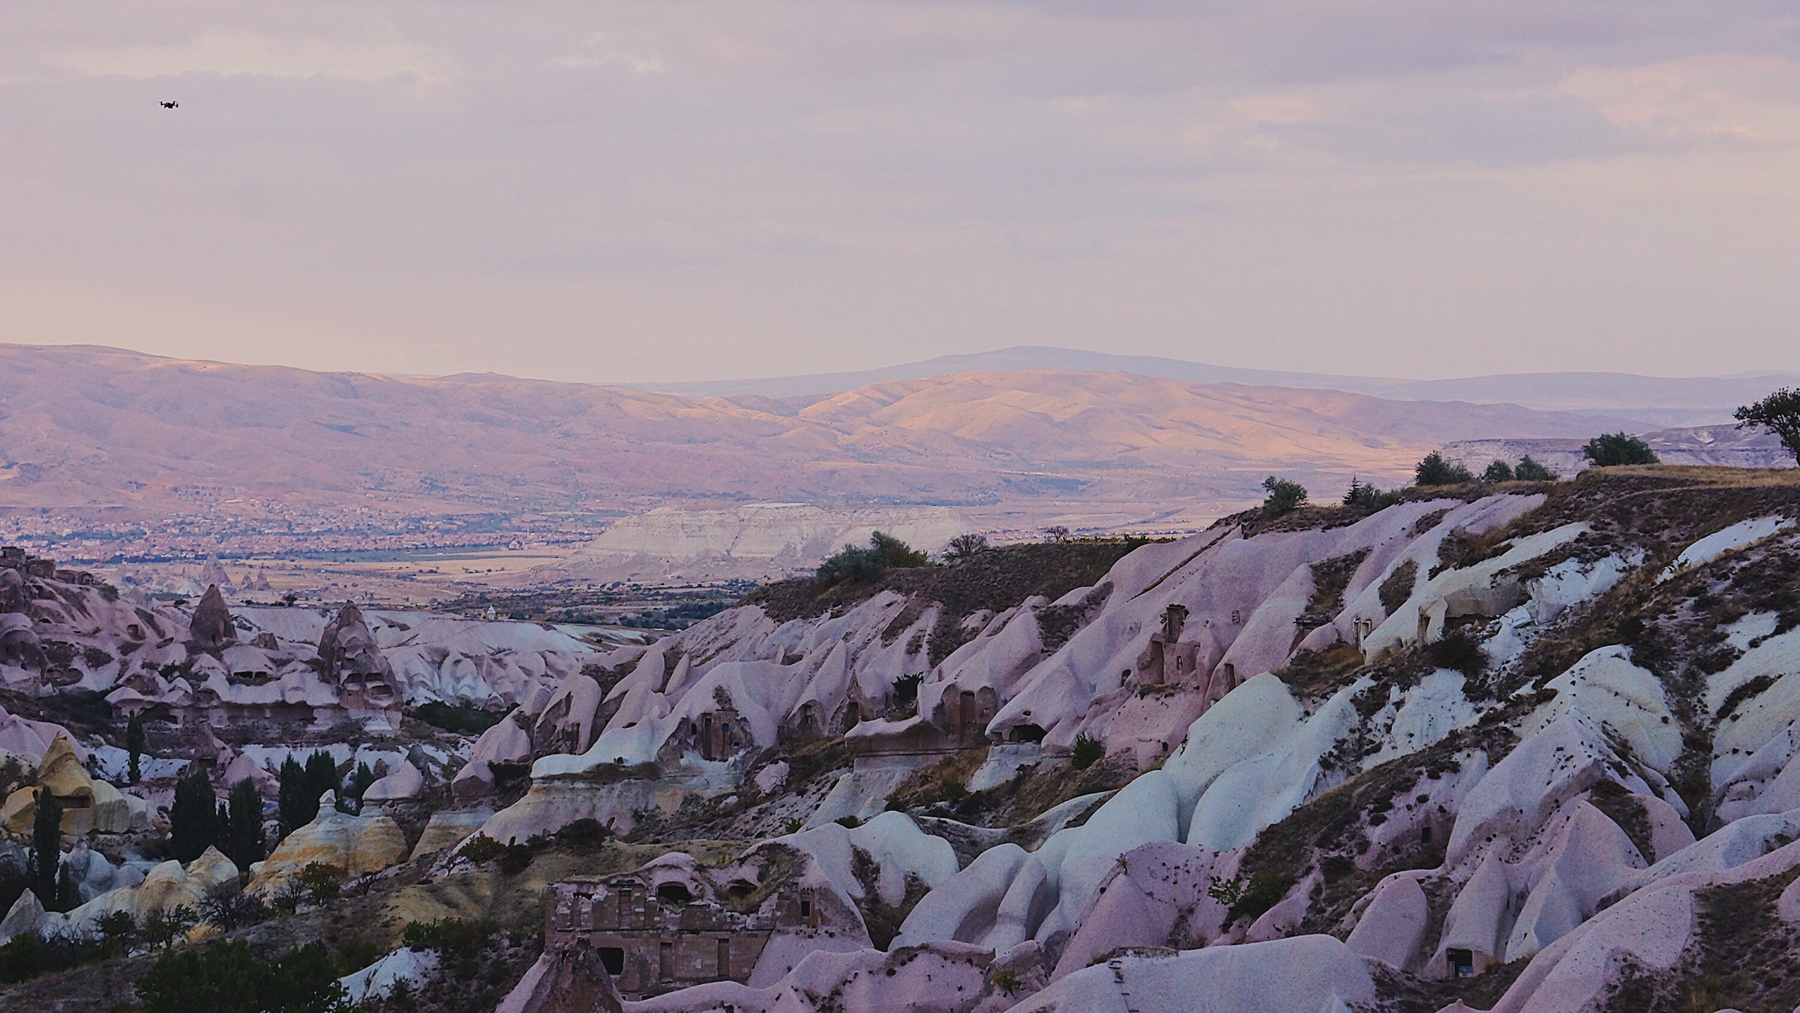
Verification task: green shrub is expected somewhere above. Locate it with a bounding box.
[0,933,44,983]
[413,701,507,735]
[98,910,137,957]
[134,938,346,1013]
[333,938,381,976]
[1260,476,1309,517]
[1071,734,1104,770]
[1482,460,1514,483]
[816,546,887,586]
[1424,628,1488,676]
[401,917,499,979]
[555,817,612,847]
[200,884,266,932]
[1514,455,1555,481]
[817,531,930,586]
[458,835,507,864]
[1236,870,1290,920]
[1415,452,1475,486]
[1583,432,1658,466]
[871,531,928,567]
[1343,477,1399,511]
[141,905,199,950]
[992,967,1023,995]
[298,862,343,904]
[933,780,968,804]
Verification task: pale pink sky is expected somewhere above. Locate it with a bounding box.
[3,2,1799,383]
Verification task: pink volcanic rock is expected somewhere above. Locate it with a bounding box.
[531,673,604,756]
[188,584,238,651]
[893,842,1030,948]
[362,760,425,802]
[1433,852,1521,978]
[1502,800,1648,962]
[1346,872,1431,970]
[622,941,998,1013]
[1639,792,1697,862]
[1014,935,1375,1013]
[0,707,85,764]
[1445,715,1633,866]
[453,711,534,798]
[1244,869,1320,943]
[1048,841,1233,981]
[1482,839,1800,1012]
[983,854,1055,953]
[219,752,277,796]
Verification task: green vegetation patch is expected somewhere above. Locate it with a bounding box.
[1600,865,1800,1013]
[1296,549,1370,636]
[743,539,1142,649]
[413,701,508,735]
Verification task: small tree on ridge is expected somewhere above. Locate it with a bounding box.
[1736,387,1800,464]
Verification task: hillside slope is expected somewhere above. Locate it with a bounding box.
[638,344,1800,427]
[10,465,1800,1010]
[462,465,1800,1012]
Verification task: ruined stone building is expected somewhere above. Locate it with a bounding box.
[542,856,850,998]
[1133,604,1225,690]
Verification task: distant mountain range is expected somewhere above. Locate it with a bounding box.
[638,345,1800,428]
[0,344,1789,538]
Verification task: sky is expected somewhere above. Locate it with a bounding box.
[3,2,1799,385]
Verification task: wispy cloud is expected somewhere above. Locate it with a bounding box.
[46,30,459,88]
[552,34,664,75]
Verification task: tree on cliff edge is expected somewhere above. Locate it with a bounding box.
[1736,388,1800,464]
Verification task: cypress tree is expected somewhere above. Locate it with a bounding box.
[304,751,339,807]
[227,778,265,868]
[217,800,233,857]
[169,769,220,864]
[126,714,146,785]
[55,861,80,912]
[31,788,62,905]
[347,762,376,806]
[277,755,311,838]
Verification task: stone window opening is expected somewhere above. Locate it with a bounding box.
[600,947,625,976]
[657,882,693,906]
[1447,947,1474,977]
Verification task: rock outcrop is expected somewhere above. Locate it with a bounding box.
[188,584,238,651]
[246,794,408,894]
